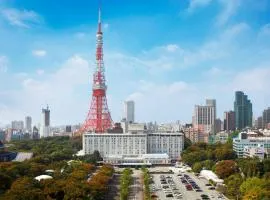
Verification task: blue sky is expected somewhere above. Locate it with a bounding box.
[0,0,270,126]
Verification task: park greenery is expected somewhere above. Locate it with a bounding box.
[142,167,151,200]
[0,136,114,200]
[120,168,133,200]
[181,139,270,200]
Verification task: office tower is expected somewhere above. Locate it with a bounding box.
[255,116,263,129]
[234,91,253,130]
[215,118,222,133]
[262,107,270,129]
[40,105,50,138]
[25,116,32,133]
[11,121,24,130]
[224,111,236,131]
[123,100,135,123]
[32,126,39,139]
[66,125,72,133]
[193,99,216,134]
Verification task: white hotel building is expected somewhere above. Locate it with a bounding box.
[83,132,184,165]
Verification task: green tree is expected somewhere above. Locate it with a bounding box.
[240,177,265,195]
[192,162,203,173]
[224,174,243,198]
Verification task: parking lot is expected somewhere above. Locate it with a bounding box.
[150,167,227,200]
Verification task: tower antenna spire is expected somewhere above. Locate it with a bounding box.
[98,0,102,32]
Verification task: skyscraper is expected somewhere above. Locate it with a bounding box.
[234,91,253,130]
[11,121,24,130]
[123,100,135,123]
[40,105,50,138]
[262,107,270,129]
[224,111,235,131]
[25,116,32,133]
[193,99,216,134]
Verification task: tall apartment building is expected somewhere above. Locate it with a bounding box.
[234,91,253,130]
[263,107,270,129]
[11,121,24,130]
[40,105,51,138]
[25,116,32,133]
[123,100,135,123]
[224,111,235,131]
[193,99,216,134]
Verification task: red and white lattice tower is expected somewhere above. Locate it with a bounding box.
[81,7,113,133]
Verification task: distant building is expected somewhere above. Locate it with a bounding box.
[215,119,222,133]
[262,107,270,129]
[233,132,270,158]
[0,130,5,142]
[255,116,263,129]
[83,132,184,161]
[123,100,135,123]
[65,125,72,133]
[193,99,216,134]
[234,91,253,130]
[11,120,24,130]
[25,116,32,133]
[214,131,229,144]
[32,126,39,139]
[127,123,146,134]
[40,105,51,138]
[224,111,235,131]
[243,145,265,160]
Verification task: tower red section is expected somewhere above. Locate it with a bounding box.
[81,8,113,133]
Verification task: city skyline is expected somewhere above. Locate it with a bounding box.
[0,0,270,125]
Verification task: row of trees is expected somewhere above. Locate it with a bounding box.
[120,168,133,200]
[142,167,151,200]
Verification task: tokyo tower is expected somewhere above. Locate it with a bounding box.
[81,7,113,133]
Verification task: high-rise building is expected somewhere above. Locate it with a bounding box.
[224,111,235,131]
[255,116,263,129]
[263,107,270,129]
[234,91,253,130]
[193,99,216,134]
[32,126,39,139]
[40,105,50,138]
[123,100,135,123]
[11,121,24,130]
[25,116,32,133]
[215,118,222,133]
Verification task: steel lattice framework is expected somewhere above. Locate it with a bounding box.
[81,8,113,133]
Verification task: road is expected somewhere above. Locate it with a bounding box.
[128,170,143,200]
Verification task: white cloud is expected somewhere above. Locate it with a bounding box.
[0,55,91,125]
[126,81,197,122]
[0,56,8,73]
[1,8,41,28]
[166,44,179,52]
[36,69,45,75]
[216,0,242,26]
[32,50,47,57]
[187,0,213,13]
[259,23,270,36]
[75,32,86,39]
